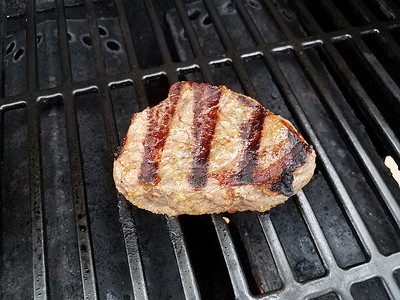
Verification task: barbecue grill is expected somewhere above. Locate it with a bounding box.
[1,0,400,299]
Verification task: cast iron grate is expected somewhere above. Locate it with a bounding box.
[1,0,400,299]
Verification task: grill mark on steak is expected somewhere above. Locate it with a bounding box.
[216,96,268,185]
[214,122,312,196]
[139,82,183,184]
[236,109,266,184]
[253,129,312,196]
[189,83,222,189]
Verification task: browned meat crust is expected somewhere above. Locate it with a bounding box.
[113,82,316,215]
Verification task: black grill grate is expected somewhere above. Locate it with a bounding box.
[1,0,400,299]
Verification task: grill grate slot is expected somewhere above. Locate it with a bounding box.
[229,211,282,294]
[302,171,367,269]
[311,292,340,300]
[75,91,134,299]
[0,106,32,299]
[36,10,62,90]
[350,277,391,300]
[39,96,83,299]
[180,215,235,299]
[271,198,326,282]
[121,0,163,69]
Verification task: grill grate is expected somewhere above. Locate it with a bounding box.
[1,0,400,299]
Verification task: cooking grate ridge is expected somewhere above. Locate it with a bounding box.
[1,0,400,299]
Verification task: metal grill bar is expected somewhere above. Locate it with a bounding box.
[0,0,6,96]
[171,0,214,83]
[295,191,337,271]
[211,214,251,299]
[262,51,376,254]
[51,2,100,298]
[165,216,201,300]
[25,3,48,299]
[320,0,351,29]
[2,18,400,108]
[145,0,173,65]
[63,90,99,299]
[113,0,138,71]
[296,50,400,227]
[55,0,72,83]
[355,37,400,107]
[259,211,400,299]
[194,1,400,297]
[85,0,106,77]
[202,0,259,98]
[294,1,324,34]
[27,102,48,300]
[259,0,293,40]
[26,1,37,92]
[349,0,377,22]
[322,41,400,161]
[119,203,149,300]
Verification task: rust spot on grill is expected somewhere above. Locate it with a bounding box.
[139,82,183,184]
[189,82,221,188]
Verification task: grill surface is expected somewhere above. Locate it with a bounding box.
[1,0,400,299]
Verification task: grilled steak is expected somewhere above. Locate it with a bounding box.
[113,82,316,215]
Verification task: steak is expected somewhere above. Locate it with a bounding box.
[113,82,316,215]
